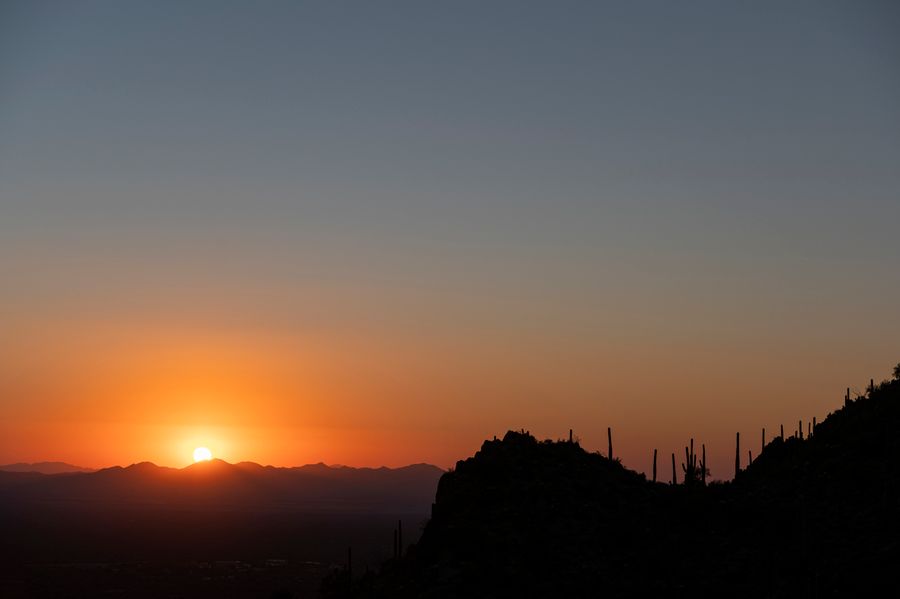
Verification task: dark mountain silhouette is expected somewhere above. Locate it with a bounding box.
[0,459,443,514]
[0,459,443,597]
[0,461,94,474]
[332,368,900,597]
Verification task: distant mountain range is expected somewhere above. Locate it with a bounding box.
[0,459,444,514]
[0,458,444,585]
[0,461,94,474]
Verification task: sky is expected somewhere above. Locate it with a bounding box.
[1,1,899,478]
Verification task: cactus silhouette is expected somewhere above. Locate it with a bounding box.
[671,452,676,485]
[608,427,613,460]
[681,438,708,486]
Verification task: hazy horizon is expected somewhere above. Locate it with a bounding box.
[2,1,899,479]
[0,457,446,470]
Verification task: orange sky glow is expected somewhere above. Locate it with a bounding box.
[2,1,899,482]
[2,312,894,479]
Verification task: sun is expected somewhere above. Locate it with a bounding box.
[193,447,213,462]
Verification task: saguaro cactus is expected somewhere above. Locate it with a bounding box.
[671,453,676,485]
[608,427,613,460]
[701,444,707,485]
[681,438,707,485]
[569,429,573,443]
[799,420,803,440]
[735,432,740,478]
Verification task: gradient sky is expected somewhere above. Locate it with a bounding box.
[1,1,899,478]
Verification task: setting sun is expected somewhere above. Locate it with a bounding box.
[193,447,212,462]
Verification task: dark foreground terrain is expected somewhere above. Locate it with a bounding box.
[331,370,900,598]
[0,462,441,598]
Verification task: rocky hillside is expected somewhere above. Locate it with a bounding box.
[330,367,900,597]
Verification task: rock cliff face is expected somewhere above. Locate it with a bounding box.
[334,374,900,597]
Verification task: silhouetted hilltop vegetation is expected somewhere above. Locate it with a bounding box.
[331,367,900,598]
